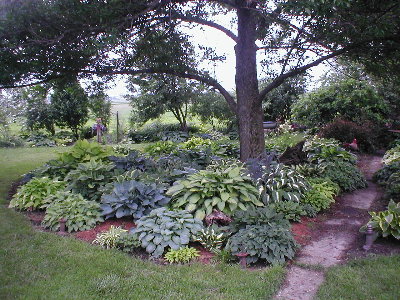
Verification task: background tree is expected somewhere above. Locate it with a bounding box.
[261,75,307,122]
[127,75,203,131]
[88,89,112,128]
[22,86,55,135]
[51,81,89,138]
[0,0,399,160]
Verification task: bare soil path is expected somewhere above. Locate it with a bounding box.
[275,155,384,300]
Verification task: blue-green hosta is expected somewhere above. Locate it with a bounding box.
[100,180,170,220]
[167,163,263,220]
[133,208,203,257]
[259,164,310,203]
[9,177,66,210]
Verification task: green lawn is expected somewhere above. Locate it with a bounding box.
[316,255,400,300]
[0,146,285,300]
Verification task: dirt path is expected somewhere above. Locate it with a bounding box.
[274,155,383,300]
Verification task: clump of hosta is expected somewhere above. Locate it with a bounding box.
[9,177,66,210]
[133,208,203,257]
[42,191,103,232]
[193,226,227,253]
[167,161,263,220]
[164,246,200,264]
[259,164,310,203]
[93,226,128,249]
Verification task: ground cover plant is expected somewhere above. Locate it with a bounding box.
[164,246,200,264]
[1,147,287,300]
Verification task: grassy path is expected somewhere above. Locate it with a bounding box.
[0,147,285,300]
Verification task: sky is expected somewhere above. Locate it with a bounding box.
[106,14,329,98]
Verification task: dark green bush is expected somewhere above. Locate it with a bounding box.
[268,201,307,222]
[373,162,400,185]
[115,232,141,254]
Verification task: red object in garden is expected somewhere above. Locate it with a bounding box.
[343,138,358,151]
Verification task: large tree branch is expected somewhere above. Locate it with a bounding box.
[78,68,238,114]
[258,47,351,102]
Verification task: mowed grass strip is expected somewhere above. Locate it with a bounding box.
[316,255,400,300]
[0,146,285,300]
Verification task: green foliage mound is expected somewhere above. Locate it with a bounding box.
[42,191,103,232]
[133,208,203,257]
[167,162,263,220]
[383,145,400,165]
[227,207,297,265]
[58,139,113,165]
[268,201,307,222]
[302,178,340,212]
[9,177,66,210]
[65,159,117,202]
[164,246,200,264]
[321,161,367,192]
[100,180,170,220]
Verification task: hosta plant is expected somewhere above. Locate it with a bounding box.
[386,172,400,201]
[144,141,178,157]
[308,146,357,164]
[167,163,263,220]
[58,139,113,165]
[108,150,153,172]
[362,200,400,239]
[42,191,103,232]
[268,201,307,222]
[383,145,400,165]
[115,232,142,253]
[226,224,297,265]
[65,159,117,202]
[259,164,310,203]
[100,180,170,220]
[373,162,400,186]
[132,208,203,257]
[9,177,66,210]
[93,226,128,249]
[182,137,212,150]
[193,226,228,253]
[301,178,340,212]
[320,160,367,192]
[293,163,325,178]
[164,246,200,264]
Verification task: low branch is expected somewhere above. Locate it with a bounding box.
[78,68,238,114]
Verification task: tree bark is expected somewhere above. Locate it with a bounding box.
[235,3,265,161]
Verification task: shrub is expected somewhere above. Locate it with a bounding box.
[115,232,141,253]
[58,139,113,165]
[320,161,367,192]
[383,145,400,166]
[65,160,117,202]
[133,208,203,257]
[362,200,400,239]
[167,163,263,220]
[193,226,228,253]
[268,201,307,222]
[302,178,340,212]
[9,177,66,210]
[93,226,128,249]
[100,180,170,220]
[258,164,310,203]
[164,246,200,264]
[318,118,378,152]
[42,191,103,232]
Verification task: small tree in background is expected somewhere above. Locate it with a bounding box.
[88,89,112,127]
[127,75,203,132]
[51,81,89,138]
[23,85,55,135]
